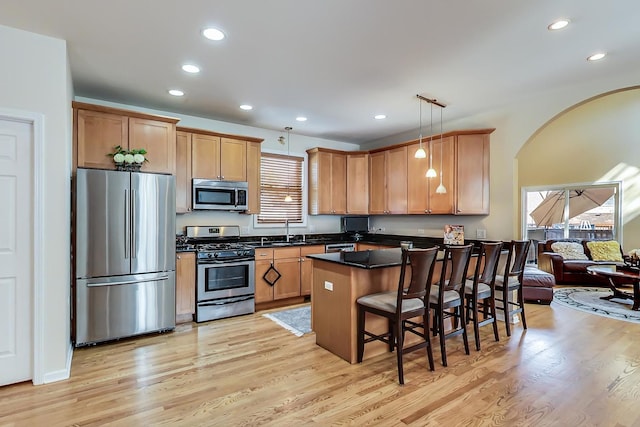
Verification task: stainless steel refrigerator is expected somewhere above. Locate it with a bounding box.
[74,168,176,346]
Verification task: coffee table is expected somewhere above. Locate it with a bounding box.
[587,264,640,310]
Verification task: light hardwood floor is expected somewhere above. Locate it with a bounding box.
[2,301,640,426]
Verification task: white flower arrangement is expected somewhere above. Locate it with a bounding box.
[108,146,148,171]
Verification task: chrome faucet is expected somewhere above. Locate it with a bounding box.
[260,236,268,246]
[285,219,290,242]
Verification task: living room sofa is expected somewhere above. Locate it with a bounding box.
[537,239,625,286]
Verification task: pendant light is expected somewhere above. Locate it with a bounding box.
[414,97,426,159]
[435,106,447,194]
[284,126,293,202]
[425,101,437,178]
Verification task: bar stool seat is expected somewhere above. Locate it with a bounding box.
[356,247,439,385]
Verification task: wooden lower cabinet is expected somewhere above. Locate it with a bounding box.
[273,256,301,299]
[255,245,325,306]
[175,252,196,323]
[300,245,326,296]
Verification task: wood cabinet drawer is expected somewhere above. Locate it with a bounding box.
[273,247,301,259]
[300,245,325,256]
[255,248,274,259]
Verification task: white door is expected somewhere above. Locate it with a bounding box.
[0,117,32,385]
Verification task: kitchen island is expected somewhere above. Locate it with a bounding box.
[308,248,461,364]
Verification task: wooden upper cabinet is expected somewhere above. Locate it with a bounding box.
[246,141,261,214]
[429,136,455,214]
[129,117,176,175]
[408,138,454,214]
[346,153,369,214]
[220,138,247,181]
[368,151,387,214]
[73,102,178,175]
[191,133,220,179]
[455,133,490,214]
[385,146,408,214]
[76,109,128,170]
[191,134,247,181]
[307,148,346,215]
[176,131,192,213]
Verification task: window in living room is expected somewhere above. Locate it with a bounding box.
[522,182,621,245]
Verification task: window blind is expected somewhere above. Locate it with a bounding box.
[258,153,304,224]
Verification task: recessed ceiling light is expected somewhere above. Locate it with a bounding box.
[548,19,570,30]
[296,116,307,122]
[202,27,225,41]
[587,52,606,61]
[181,64,200,73]
[168,89,184,97]
[374,114,386,120]
[239,104,253,110]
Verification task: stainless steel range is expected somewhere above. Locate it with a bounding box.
[186,226,255,322]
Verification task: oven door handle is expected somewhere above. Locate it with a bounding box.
[198,257,255,264]
[198,295,255,306]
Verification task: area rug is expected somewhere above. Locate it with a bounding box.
[263,305,311,336]
[553,287,640,324]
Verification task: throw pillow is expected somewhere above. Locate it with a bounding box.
[586,240,623,262]
[550,241,588,260]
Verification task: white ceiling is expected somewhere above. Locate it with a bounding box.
[2,0,639,144]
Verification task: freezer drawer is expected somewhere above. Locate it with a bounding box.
[75,272,176,347]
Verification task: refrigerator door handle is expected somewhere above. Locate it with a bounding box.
[86,274,171,287]
[131,188,136,258]
[124,189,130,259]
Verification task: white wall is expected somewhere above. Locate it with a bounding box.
[518,88,640,251]
[0,24,72,382]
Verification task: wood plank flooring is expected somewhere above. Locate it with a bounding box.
[2,300,640,426]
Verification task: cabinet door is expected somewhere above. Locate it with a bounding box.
[220,138,247,181]
[274,257,301,300]
[428,136,455,214]
[255,259,275,303]
[176,131,192,213]
[76,109,128,170]
[331,153,347,214]
[386,146,408,214]
[312,151,333,214]
[346,153,369,214]
[245,141,261,214]
[455,134,490,214]
[175,252,196,323]
[129,117,176,175]
[191,134,220,179]
[407,142,429,214]
[368,151,386,214]
[300,245,324,296]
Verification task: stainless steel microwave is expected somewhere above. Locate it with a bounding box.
[192,179,248,211]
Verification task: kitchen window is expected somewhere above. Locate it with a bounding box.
[257,153,304,224]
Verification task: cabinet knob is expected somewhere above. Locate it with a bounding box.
[177,255,181,259]
[221,176,225,179]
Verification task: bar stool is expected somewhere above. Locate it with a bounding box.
[494,240,531,336]
[430,244,473,367]
[464,241,502,350]
[356,247,439,385]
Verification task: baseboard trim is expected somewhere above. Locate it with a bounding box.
[42,342,73,384]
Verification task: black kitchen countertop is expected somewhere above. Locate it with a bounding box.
[307,247,456,269]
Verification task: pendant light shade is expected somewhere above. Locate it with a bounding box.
[414,98,426,159]
[284,126,293,202]
[435,107,447,194]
